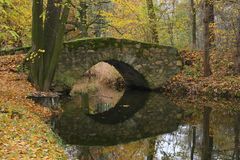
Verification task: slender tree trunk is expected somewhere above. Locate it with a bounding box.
[30,0,44,89]
[146,0,159,43]
[234,113,240,160]
[81,93,89,112]
[190,0,197,50]
[170,0,176,46]
[191,126,196,160]
[95,15,105,37]
[203,0,214,77]
[235,4,240,74]
[201,107,213,160]
[79,0,88,37]
[147,138,156,160]
[44,0,61,66]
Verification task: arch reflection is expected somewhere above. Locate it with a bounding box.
[51,90,183,146]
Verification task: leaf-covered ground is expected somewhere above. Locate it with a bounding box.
[0,55,66,159]
[1,50,239,159]
[164,50,240,99]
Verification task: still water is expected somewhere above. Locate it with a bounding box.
[50,88,240,160]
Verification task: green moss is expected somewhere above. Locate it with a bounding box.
[55,71,77,89]
[235,91,240,98]
[64,37,173,51]
[0,46,31,56]
[1,37,175,57]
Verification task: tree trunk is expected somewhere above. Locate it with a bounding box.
[95,15,105,37]
[191,126,196,160]
[42,4,70,90]
[30,0,44,89]
[203,0,214,77]
[79,0,88,37]
[235,4,240,74]
[146,0,159,44]
[147,137,156,160]
[201,107,213,160]
[30,0,70,91]
[170,0,176,46]
[234,113,240,160]
[190,0,197,50]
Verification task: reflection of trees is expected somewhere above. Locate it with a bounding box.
[65,145,96,160]
[78,147,95,160]
[81,93,90,112]
[146,137,157,160]
[234,112,240,160]
[201,107,213,160]
[155,126,192,159]
[191,126,196,160]
[57,94,240,160]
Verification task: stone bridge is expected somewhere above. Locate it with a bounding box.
[0,37,182,89]
[57,38,182,89]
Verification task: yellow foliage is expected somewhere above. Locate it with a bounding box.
[101,0,150,42]
[0,0,32,49]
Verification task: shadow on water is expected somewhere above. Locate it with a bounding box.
[87,90,150,124]
[51,89,183,146]
[49,88,240,160]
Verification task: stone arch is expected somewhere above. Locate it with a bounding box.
[104,60,149,89]
[56,38,182,89]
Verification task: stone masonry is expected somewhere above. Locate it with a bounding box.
[57,37,182,89]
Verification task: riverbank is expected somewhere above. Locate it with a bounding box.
[1,50,240,158]
[0,55,66,159]
[164,50,240,99]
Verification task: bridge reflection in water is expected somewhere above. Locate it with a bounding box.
[50,89,240,160]
[51,90,183,146]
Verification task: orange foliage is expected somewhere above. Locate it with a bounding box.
[0,54,51,117]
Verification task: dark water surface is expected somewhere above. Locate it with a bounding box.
[50,89,240,160]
